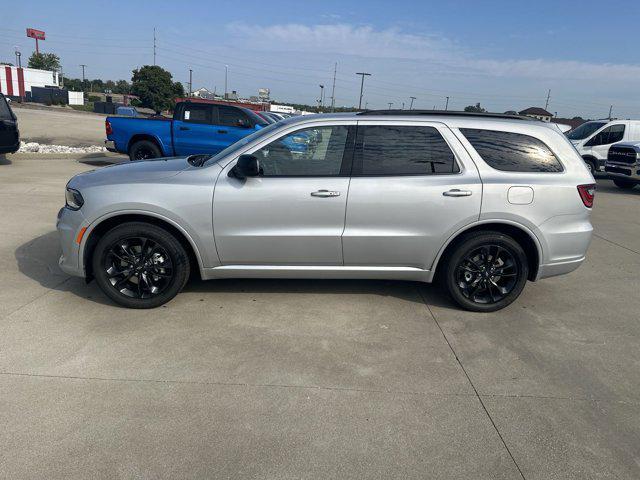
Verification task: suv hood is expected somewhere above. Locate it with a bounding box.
[69,156,192,188]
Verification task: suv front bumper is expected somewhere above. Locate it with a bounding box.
[56,206,87,278]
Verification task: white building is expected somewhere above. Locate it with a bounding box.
[0,65,60,98]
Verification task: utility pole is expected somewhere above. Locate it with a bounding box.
[224,65,228,99]
[445,96,450,111]
[545,89,551,110]
[388,102,393,109]
[80,64,87,89]
[402,102,405,110]
[409,96,416,110]
[356,72,371,110]
[188,69,193,97]
[608,105,613,119]
[318,84,324,111]
[153,27,157,66]
[330,62,337,112]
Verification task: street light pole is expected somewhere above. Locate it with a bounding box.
[356,72,371,110]
[409,96,416,110]
[445,96,450,111]
[318,84,325,111]
[188,69,193,97]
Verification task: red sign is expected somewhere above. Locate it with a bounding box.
[26,28,46,40]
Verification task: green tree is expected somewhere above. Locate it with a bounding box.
[114,79,131,94]
[131,65,183,113]
[464,103,487,113]
[27,52,61,71]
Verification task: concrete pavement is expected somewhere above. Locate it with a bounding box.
[0,157,638,479]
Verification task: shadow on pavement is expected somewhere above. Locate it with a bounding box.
[15,230,457,310]
[595,177,640,196]
[0,154,12,165]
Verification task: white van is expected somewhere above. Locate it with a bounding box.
[567,119,640,173]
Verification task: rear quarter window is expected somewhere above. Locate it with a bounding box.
[460,128,563,173]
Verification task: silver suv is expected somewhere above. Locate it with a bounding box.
[57,111,596,312]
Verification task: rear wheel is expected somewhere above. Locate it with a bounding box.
[613,179,636,190]
[129,140,161,161]
[443,232,529,312]
[92,222,190,308]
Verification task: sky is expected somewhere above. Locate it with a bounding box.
[2,0,640,118]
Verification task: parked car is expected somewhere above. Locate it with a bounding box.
[604,142,640,190]
[115,106,139,117]
[567,119,640,173]
[58,110,595,312]
[0,93,19,155]
[105,101,269,160]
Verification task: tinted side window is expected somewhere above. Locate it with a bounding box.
[0,95,12,120]
[218,106,251,128]
[587,124,625,146]
[354,125,459,175]
[253,125,349,176]
[460,128,563,173]
[182,104,212,124]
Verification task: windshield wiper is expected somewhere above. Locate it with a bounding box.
[187,154,213,167]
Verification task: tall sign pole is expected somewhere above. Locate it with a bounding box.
[26,28,46,54]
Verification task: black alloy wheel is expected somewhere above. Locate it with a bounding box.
[456,244,518,304]
[104,236,173,299]
[92,222,190,308]
[443,232,529,312]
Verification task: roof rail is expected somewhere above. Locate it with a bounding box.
[357,109,536,121]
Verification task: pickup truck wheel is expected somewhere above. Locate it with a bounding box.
[92,222,190,308]
[613,179,636,190]
[443,232,528,312]
[129,140,161,161]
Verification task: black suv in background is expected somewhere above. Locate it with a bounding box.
[0,93,19,155]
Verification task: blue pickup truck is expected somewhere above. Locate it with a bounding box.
[105,101,270,160]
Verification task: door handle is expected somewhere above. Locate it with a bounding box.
[443,189,472,197]
[217,129,228,134]
[179,126,190,131]
[311,190,340,197]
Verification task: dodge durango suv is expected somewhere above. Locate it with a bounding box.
[57,111,596,312]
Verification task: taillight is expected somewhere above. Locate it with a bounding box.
[105,119,113,136]
[577,184,596,208]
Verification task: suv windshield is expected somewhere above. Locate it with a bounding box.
[566,121,607,140]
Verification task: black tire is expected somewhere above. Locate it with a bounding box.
[92,222,190,308]
[613,179,636,190]
[442,231,529,312]
[582,157,596,174]
[129,140,161,161]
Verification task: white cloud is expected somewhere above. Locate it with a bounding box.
[226,22,640,82]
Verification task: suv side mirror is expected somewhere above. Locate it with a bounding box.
[229,154,260,179]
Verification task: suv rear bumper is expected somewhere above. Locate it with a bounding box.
[536,256,585,280]
[104,139,118,153]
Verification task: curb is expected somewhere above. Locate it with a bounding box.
[4,152,127,161]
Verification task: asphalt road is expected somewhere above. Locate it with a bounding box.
[13,106,106,147]
[1,156,639,479]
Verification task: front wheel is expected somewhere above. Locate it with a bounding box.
[613,179,636,190]
[443,232,529,312]
[582,158,596,174]
[92,222,190,308]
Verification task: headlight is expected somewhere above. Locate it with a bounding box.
[65,188,84,210]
